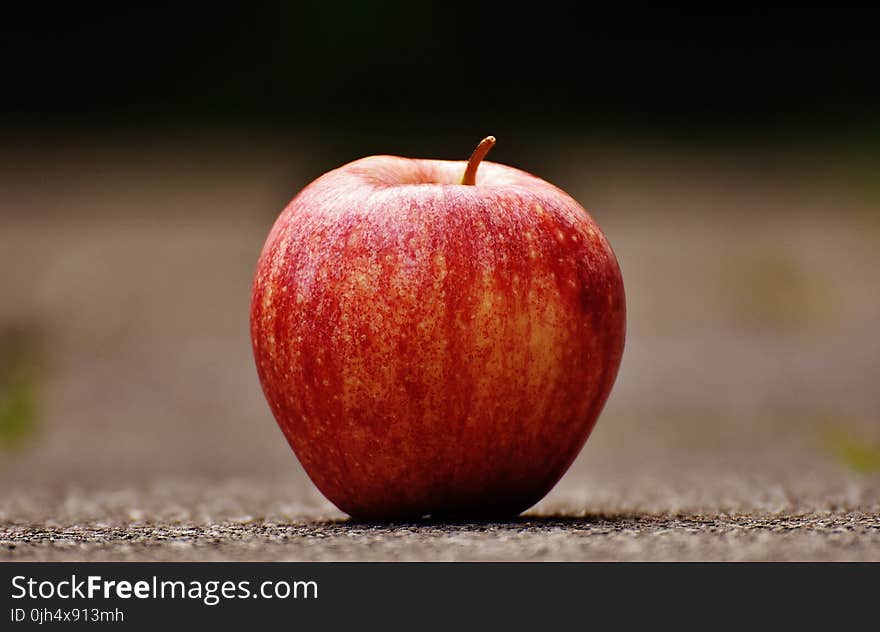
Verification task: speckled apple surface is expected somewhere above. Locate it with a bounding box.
[250,156,625,519]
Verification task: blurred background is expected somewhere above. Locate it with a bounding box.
[1,4,878,556]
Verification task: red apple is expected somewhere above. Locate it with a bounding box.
[250,137,625,520]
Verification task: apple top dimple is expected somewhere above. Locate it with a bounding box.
[342,156,556,192]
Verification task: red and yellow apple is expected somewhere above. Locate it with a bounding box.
[250,137,625,520]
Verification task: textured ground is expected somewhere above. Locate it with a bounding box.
[1,137,878,560]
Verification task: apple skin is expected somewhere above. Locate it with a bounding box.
[250,155,625,520]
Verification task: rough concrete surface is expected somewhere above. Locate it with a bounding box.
[1,138,878,560]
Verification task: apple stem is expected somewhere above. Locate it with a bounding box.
[461,136,496,185]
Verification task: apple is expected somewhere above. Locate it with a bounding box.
[250,137,625,520]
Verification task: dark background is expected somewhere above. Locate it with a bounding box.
[4,5,879,153]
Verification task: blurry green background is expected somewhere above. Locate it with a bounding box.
[1,4,878,532]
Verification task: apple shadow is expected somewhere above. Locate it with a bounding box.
[317,512,654,532]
